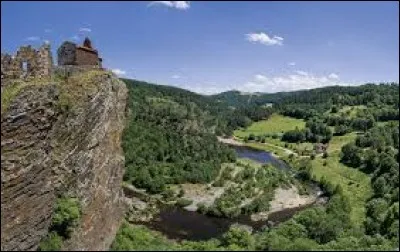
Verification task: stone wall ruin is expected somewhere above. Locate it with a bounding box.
[1,44,53,82]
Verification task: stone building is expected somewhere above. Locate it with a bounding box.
[1,43,53,81]
[57,37,102,67]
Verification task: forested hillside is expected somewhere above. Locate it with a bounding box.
[121,79,237,193]
[212,83,399,119]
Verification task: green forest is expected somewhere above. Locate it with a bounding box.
[116,79,399,251]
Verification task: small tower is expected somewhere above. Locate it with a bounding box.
[83,37,93,49]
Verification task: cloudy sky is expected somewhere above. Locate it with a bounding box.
[1,1,398,94]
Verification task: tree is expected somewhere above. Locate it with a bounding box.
[221,226,255,250]
[372,177,388,197]
[340,143,362,168]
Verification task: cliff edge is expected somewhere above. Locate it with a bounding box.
[1,69,128,251]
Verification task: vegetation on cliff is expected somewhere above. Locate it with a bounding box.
[39,197,81,251]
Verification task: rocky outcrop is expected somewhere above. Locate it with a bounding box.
[1,70,128,251]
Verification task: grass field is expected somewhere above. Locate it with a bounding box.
[302,132,370,225]
[234,114,306,138]
[309,153,372,226]
[328,132,359,154]
[324,105,368,118]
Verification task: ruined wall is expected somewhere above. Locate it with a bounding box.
[38,45,53,76]
[75,48,100,66]
[1,44,53,81]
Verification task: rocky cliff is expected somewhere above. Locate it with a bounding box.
[1,69,128,251]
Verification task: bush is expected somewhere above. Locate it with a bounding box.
[221,226,255,250]
[38,232,63,251]
[51,197,81,238]
[39,197,81,251]
[161,188,176,201]
[178,188,185,197]
[248,133,256,141]
[197,203,208,214]
[176,198,193,207]
[212,178,225,187]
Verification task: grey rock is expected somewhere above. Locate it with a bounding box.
[1,71,128,251]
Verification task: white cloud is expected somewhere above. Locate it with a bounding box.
[26,36,40,41]
[148,1,190,10]
[255,74,268,82]
[79,27,92,32]
[246,32,283,46]
[112,69,127,76]
[171,74,181,79]
[295,70,308,76]
[241,71,346,93]
[328,73,339,79]
[70,35,80,41]
[43,40,50,44]
[44,29,52,33]
[288,62,296,66]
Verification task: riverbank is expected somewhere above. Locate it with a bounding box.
[217,136,296,159]
[217,136,244,146]
[251,185,318,221]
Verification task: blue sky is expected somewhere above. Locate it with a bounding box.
[1,1,399,94]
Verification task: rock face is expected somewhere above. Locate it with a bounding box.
[1,70,128,251]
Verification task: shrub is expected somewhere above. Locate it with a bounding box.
[178,188,185,197]
[248,133,256,141]
[176,198,193,207]
[197,203,208,214]
[161,188,176,201]
[39,196,81,251]
[51,197,81,238]
[38,232,63,251]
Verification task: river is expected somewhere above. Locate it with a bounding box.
[127,143,325,241]
[233,144,290,171]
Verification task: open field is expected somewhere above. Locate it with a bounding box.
[309,153,372,225]
[323,105,368,118]
[328,132,359,154]
[234,114,305,138]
